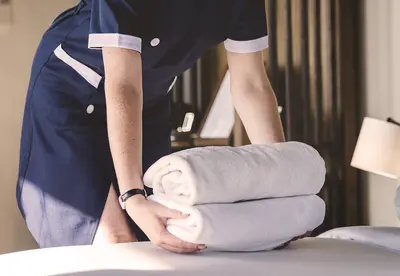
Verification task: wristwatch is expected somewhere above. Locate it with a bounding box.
[118,188,147,210]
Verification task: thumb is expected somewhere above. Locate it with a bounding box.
[157,205,188,219]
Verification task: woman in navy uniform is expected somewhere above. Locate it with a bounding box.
[17,0,284,253]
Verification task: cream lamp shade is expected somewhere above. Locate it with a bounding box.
[351,117,400,179]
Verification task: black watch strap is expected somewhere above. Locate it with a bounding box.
[118,188,147,210]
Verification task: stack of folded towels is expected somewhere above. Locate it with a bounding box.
[143,141,326,252]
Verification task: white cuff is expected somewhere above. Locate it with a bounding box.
[88,33,142,53]
[224,36,269,53]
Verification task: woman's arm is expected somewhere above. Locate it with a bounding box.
[102,47,144,194]
[87,1,200,252]
[93,48,143,244]
[226,50,285,144]
[101,47,202,253]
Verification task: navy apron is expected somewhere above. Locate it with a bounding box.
[16,0,269,248]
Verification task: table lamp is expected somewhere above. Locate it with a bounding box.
[351,117,400,180]
[318,117,400,252]
[350,117,400,219]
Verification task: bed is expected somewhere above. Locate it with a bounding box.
[0,237,399,276]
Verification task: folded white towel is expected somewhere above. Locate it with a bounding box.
[149,194,326,252]
[144,142,326,205]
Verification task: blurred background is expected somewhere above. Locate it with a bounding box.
[1,0,399,254]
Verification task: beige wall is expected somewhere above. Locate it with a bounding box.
[0,0,78,254]
[363,0,400,226]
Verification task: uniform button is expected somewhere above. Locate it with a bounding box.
[150,38,160,47]
[86,104,95,114]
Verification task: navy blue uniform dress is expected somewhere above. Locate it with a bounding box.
[16,0,269,248]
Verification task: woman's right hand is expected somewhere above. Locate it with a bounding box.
[125,195,205,253]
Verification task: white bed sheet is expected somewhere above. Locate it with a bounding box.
[0,238,399,276]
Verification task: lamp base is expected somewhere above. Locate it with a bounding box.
[387,117,400,127]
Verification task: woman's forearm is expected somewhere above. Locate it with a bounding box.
[232,81,285,144]
[105,83,143,194]
[102,47,144,194]
[227,51,285,145]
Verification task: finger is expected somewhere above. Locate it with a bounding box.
[159,243,199,254]
[160,230,205,251]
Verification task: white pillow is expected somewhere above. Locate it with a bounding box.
[318,226,400,252]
